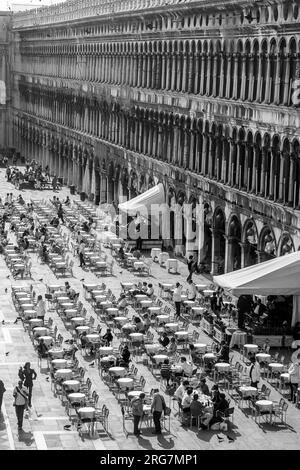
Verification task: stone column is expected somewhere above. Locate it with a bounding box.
[171,53,177,91]
[212,53,218,97]
[288,155,295,206]
[205,52,212,96]
[264,54,271,103]
[274,53,281,105]
[225,53,232,98]
[248,54,255,101]
[224,236,235,273]
[232,53,239,99]
[100,174,107,203]
[194,51,200,94]
[188,52,194,93]
[210,228,217,275]
[199,52,206,95]
[201,133,208,175]
[219,52,225,98]
[283,54,291,105]
[256,53,264,102]
[182,52,188,93]
[240,54,247,100]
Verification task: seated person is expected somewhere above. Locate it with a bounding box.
[198,378,210,396]
[142,313,151,332]
[64,196,71,206]
[158,332,170,348]
[190,393,205,420]
[102,329,113,346]
[208,393,229,429]
[211,384,221,404]
[132,249,141,259]
[117,345,131,367]
[181,387,194,424]
[64,339,78,359]
[160,359,172,385]
[17,195,25,205]
[174,380,190,409]
[141,282,148,293]
[41,244,49,263]
[134,317,145,333]
[37,338,49,358]
[189,344,203,364]
[50,216,60,228]
[167,337,177,355]
[118,246,125,260]
[180,356,194,377]
[217,341,230,362]
[117,294,127,310]
[145,283,154,297]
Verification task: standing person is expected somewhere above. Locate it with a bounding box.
[52,174,58,191]
[288,359,300,403]
[13,380,29,430]
[0,379,6,413]
[57,204,64,224]
[18,362,37,407]
[78,241,86,268]
[186,279,197,301]
[173,282,182,319]
[187,255,195,282]
[249,356,261,388]
[131,392,145,436]
[151,388,166,435]
[36,295,46,322]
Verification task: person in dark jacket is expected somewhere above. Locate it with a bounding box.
[18,362,37,407]
[0,379,6,413]
[102,329,113,346]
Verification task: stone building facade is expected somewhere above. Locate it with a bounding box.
[0,11,10,151]
[8,0,300,274]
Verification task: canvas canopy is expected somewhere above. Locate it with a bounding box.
[213,251,300,296]
[119,183,165,215]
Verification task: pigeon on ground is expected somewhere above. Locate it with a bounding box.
[6,275,10,279]
[38,278,43,282]
[4,288,7,294]
[227,435,234,442]
[1,320,4,325]
[217,434,224,442]
[65,339,70,343]
[13,319,18,324]
[80,278,85,282]
[64,425,71,431]
[5,352,9,356]
[89,362,95,367]
[119,271,123,275]
[45,377,49,381]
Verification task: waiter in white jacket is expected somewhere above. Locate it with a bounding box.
[249,356,261,388]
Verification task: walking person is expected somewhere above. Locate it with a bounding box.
[186,255,195,282]
[52,174,58,191]
[151,389,167,435]
[173,282,182,319]
[13,380,29,430]
[131,392,145,436]
[57,203,64,224]
[288,359,300,403]
[18,362,37,407]
[78,241,86,268]
[36,295,46,322]
[0,379,6,413]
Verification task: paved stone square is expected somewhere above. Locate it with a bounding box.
[0,169,299,451]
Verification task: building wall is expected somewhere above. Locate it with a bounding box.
[9,0,300,273]
[0,12,10,151]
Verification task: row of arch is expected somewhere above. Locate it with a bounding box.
[19,36,300,106]
[16,81,300,209]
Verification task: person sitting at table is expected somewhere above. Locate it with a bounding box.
[79,331,93,354]
[158,332,170,348]
[180,356,194,377]
[117,293,127,310]
[132,248,141,260]
[63,339,78,359]
[189,344,203,364]
[216,340,230,363]
[64,196,71,206]
[145,283,154,297]
[174,380,190,410]
[211,384,221,404]
[167,337,177,355]
[36,338,49,359]
[102,328,113,346]
[41,244,49,264]
[198,378,210,396]
[82,221,90,233]
[134,316,145,333]
[118,245,125,260]
[118,345,131,367]
[208,393,229,430]
[190,393,205,422]
[186,280,197,301]
[142,313,151,332]
[50,216,60,228]
[160,358,172,386]
[17,194,25,205]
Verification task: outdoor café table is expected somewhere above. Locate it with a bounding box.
[106,308,119,317]
[60,303,74,310]
[109,367,126,378]
[78,407,96,434]
[117,378,134,390]
[193,343,207,353]
[181,294,188,302]
[158,252,169,265]
[135,294,148,302]
[76,325,90,335]
[114,317,128,326]
[99,346,113,356]
[239,386,258,398]
[24,310,37,319]
[121,282,134,291]
[195,284,208,292]
[63,380,80,392]
[33,327,48,337]
[151,248,161,260]
[140,300,153,308]
[191,307,205,317]
[175,331,189,340]
[129,333,144,343]
[134,261,146,270]
[65,309,78,319]
[203,353,216,362]
[54,261,67,271]
[244,344,259,355]
[94,295,107,304]
[83,284,99,299]
[256,353,271,363]
[184,300,196,309]
[21,304,36,312]
[268,363,284,379]
[128,390,145,399]
[167,258,178,272]
[157,315,170,324]
[56,296,69,303]
[13,263,25,274]
[68,392,86,405]
[215,362,231,372]
[71,317,85,326]
[255,400,273,422]
[29,318,43,329]
[39,336,53,347]
[91,290,106,297]
[55,368,73,380]
[148,307,161,315]
[48,284,63,293]
[145,344,161,355]
[48,348,64,359]
[95,261,107,270]
[122,323,136,334]
[51,359,68,369]
[86,334,101,344]
[165,322,179,332]
[99,301,113,309]
[100,356,116,366]
[153,354,168,364]
[18,298,34,305]
[229,330,247,348]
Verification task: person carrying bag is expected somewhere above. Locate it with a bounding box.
[13,380,29,430]
[151,389,171,435]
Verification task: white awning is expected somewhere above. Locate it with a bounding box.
[119,183,165,214]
